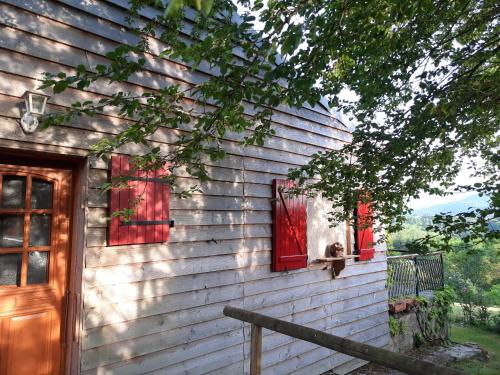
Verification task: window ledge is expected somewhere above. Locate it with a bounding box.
[313,255,359,262]
[312,255,359,278]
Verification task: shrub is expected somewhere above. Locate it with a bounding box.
[414,287,454,344]
[414,332,425,348]
[444,242,499,327]
[486,284,500,306]
[489,314,500,334]
[389,316,407,337]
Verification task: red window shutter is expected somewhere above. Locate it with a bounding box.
[355,197,375,261]
[272,179,307,271]
[109,155,171,246]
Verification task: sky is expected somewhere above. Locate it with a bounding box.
[409,191,477,210]
[409,160,482,209]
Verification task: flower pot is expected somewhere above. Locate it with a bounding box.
[389,301,407,314]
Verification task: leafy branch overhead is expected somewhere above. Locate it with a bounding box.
[40,0,499,245]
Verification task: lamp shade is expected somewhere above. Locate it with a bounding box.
[19,90,51,134]
[22,90,50,116]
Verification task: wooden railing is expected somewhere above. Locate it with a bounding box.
[223,306,465,375]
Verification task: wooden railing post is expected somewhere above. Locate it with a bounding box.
[250,323,262,375]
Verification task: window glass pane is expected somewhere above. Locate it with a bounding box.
[1,176,26,208]
[27,251,49,284]
[31,179,53,209]
[0,215,24,248]
[29,214,51,247]
[0,253,22,286]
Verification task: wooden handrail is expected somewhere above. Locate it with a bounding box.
[223,306,465,375]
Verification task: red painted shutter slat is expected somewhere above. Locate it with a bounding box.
[272,179,307,271]
[118,156,130,245]
[299,188,307,253]
[355,197,375,261]
[136,169,147,243]
[109,156,121,246]
[279,255,307,263]
[145,170,156,243]
[128,166,138,244]
[154,168,163,243]
[109,156,171,246]
[160,166,171,242]
[156,166,170,242]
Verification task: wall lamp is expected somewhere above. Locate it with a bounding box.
[20,90,50,134]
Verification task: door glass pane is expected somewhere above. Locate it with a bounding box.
[0,253,22,286]
[31,179,53,209]
[29,215,51,247]
[1,176,26,208]
[0,215,24,248]
[27,251,49,284]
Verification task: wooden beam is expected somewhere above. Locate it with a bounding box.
[250,323,262,375]
[223,306,465,375]
[313,255,359,261]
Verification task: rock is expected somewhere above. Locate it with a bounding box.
[423,343,489,365]
[343,342,489,375]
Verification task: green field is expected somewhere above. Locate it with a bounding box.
[449,325,500,375]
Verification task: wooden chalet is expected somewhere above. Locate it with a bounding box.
[0,1,389,374]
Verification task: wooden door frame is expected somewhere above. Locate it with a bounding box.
[0,147,87,375]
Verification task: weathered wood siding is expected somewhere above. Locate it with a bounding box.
[0,1,389,374]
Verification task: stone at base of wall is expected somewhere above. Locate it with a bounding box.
[388,310,448,353]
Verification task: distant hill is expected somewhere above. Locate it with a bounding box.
[412,194,490,217]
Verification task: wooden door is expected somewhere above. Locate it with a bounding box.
[0,164,71,375]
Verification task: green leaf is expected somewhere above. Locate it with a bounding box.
[201,0,214,15]
[53,80,69,94]
[165,0,184,15]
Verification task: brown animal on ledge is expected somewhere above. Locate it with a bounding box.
[326,242,346,277]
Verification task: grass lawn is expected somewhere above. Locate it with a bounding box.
[449,325,500,375]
